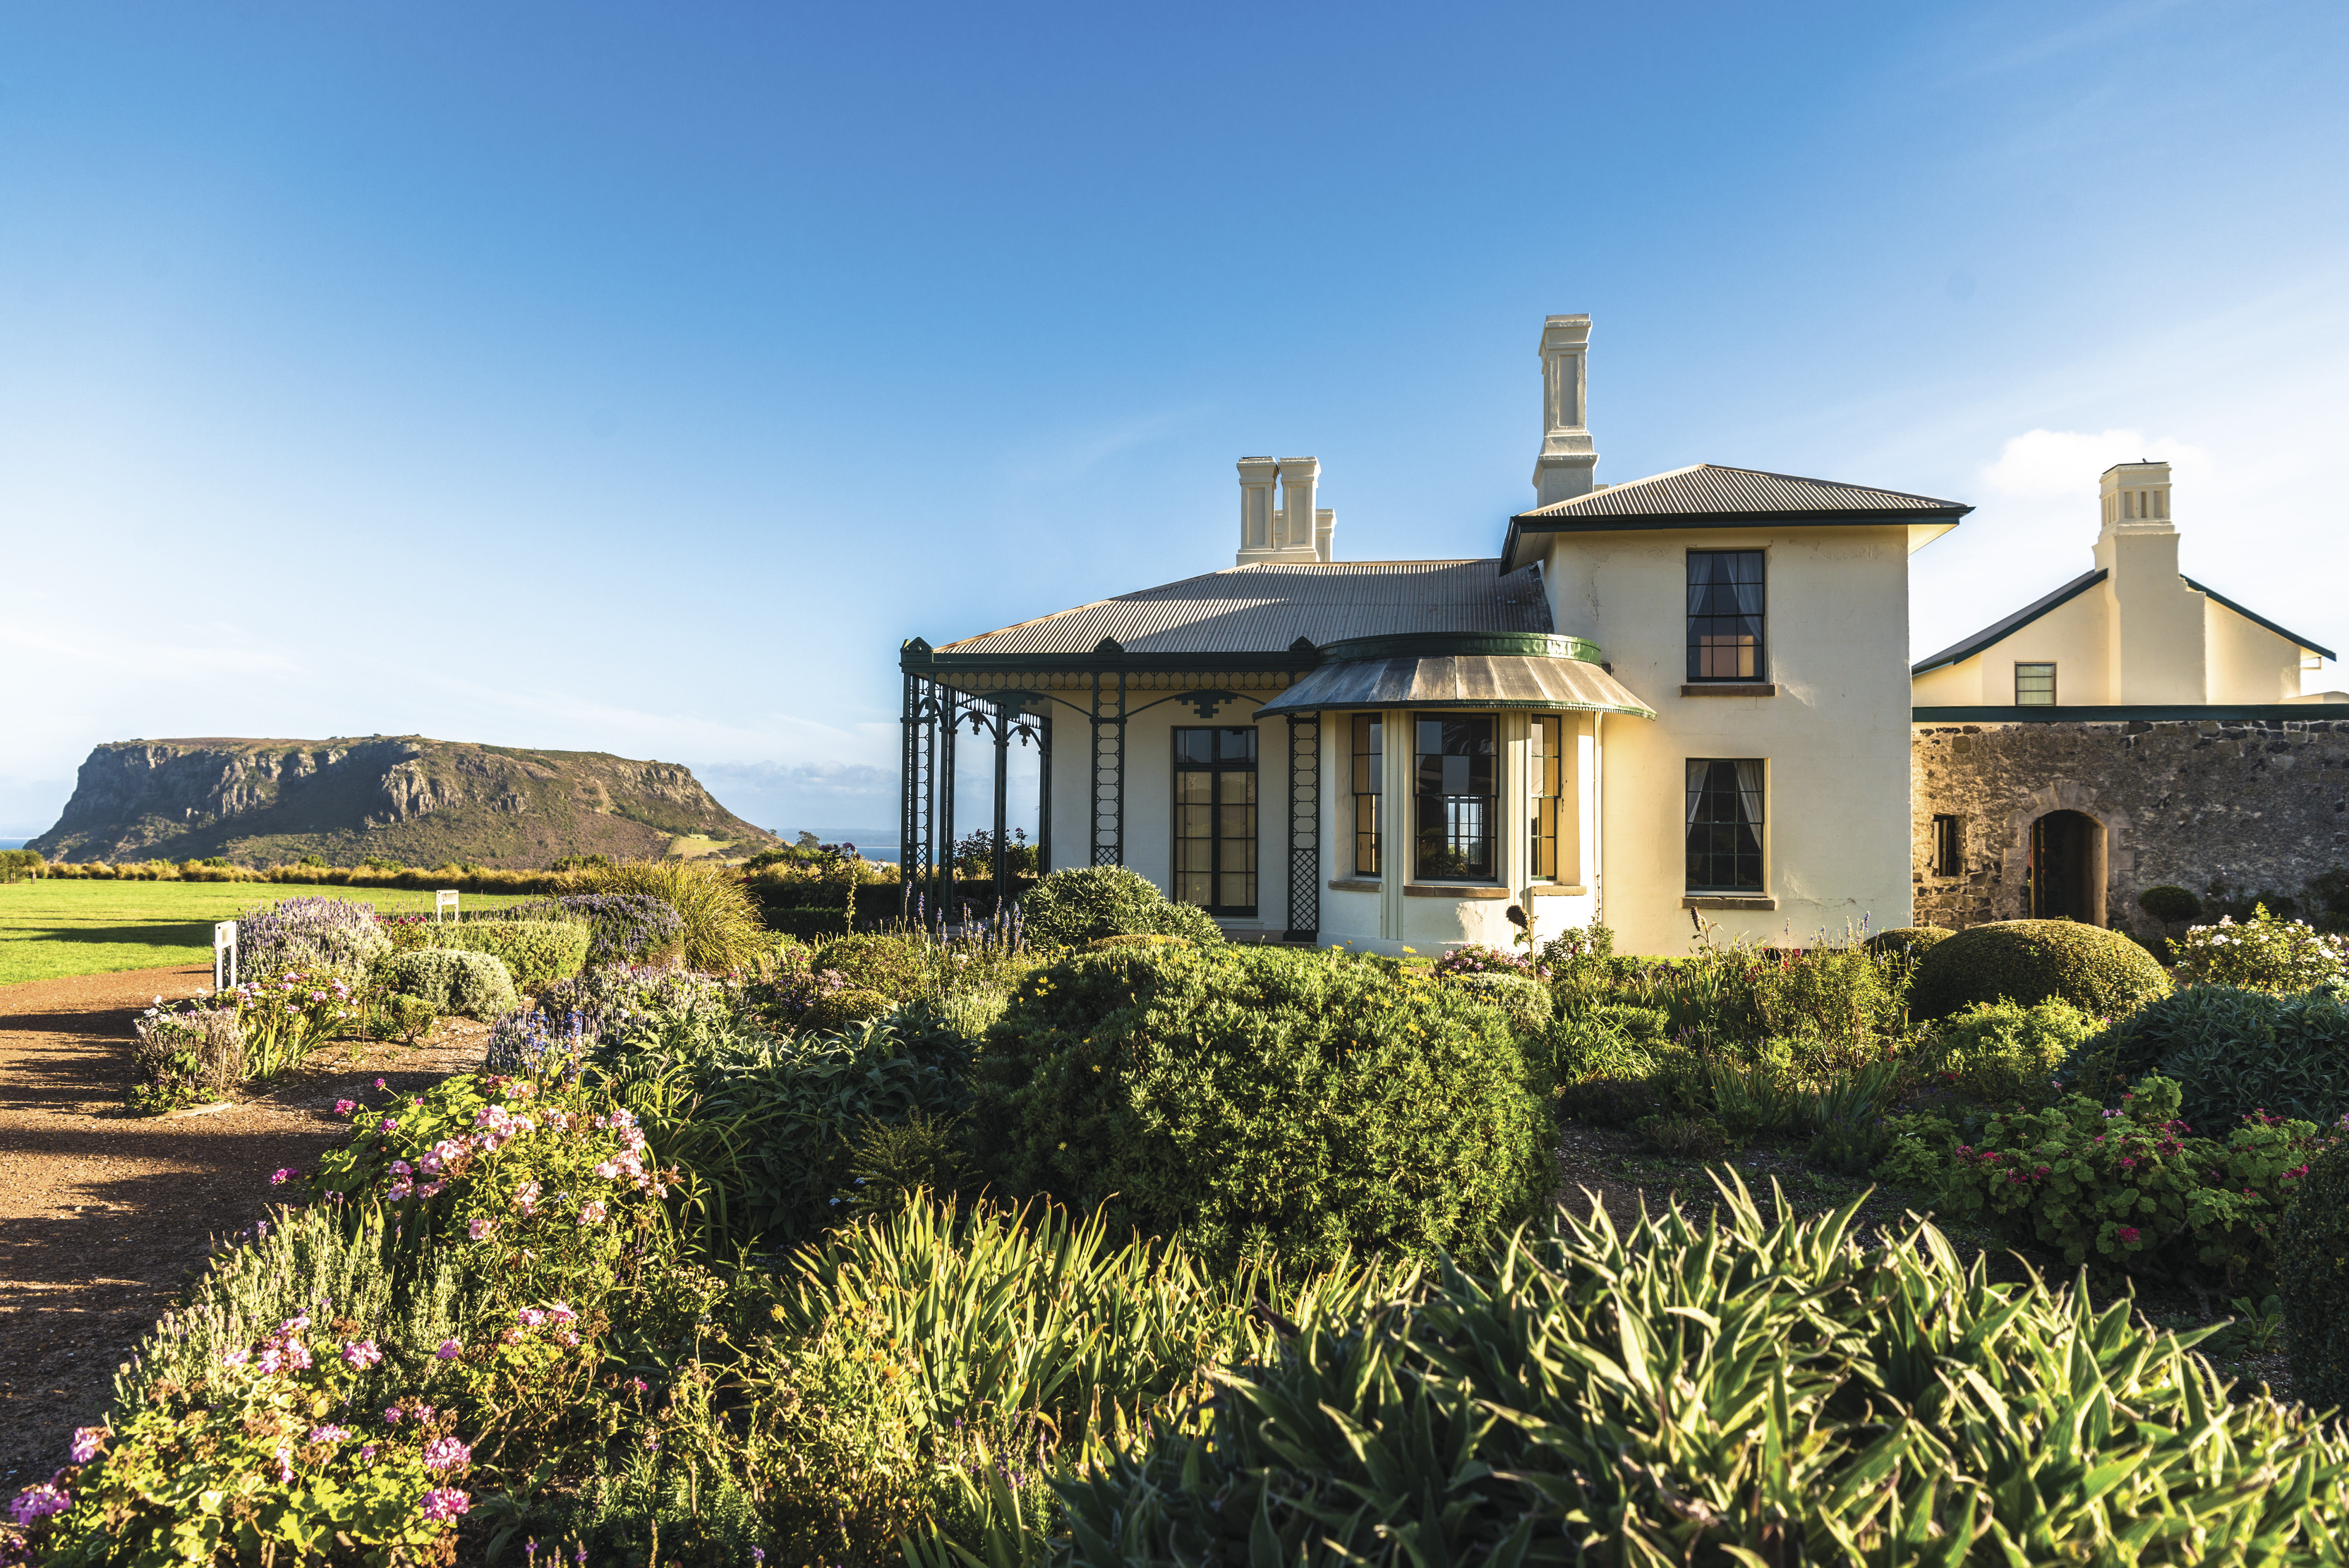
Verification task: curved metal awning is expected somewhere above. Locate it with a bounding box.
[1255,632,1655,718]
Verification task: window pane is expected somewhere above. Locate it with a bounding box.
[1414,713,1496,880]
[2015,663,2056,705]
[1688,550,1766,682]
[1171,727,1258,915]
[1684,757,1765,891]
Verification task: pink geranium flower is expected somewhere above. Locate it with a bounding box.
[422,1437,471,1472]
[419,1487,471,1520]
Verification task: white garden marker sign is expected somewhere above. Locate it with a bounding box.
[435,888,459,922]
[213,922,238,990]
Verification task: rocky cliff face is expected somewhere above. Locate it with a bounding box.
[29,737,780,868]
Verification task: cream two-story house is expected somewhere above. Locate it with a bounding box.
[898,315,1969,955]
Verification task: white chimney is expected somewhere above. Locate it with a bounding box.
[1236,456,1332,566]
[1531,314,1598,508]
[2094,459,2206,703]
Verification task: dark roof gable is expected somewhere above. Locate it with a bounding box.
[1502,463,1969,569]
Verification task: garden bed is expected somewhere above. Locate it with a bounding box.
[0,963,491,1491]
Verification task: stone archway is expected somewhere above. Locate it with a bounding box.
[2027,809,2106,924]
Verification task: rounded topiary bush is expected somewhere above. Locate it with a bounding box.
[2058,984,2349,1130]
[972,946,1547,1272]
[1908,919,2169,1022]
[812,934,926,1001]
[1016,866,1226,951]
[2137,884,2202,927]
[379,948,519,1020]
[2276,1139,2349,1413]
[1864,925,1954,963]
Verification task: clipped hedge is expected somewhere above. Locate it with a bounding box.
[1931,998,2096,1105]
[2277,1138,2349,1413]
[1015,865,1224,950]
[1864,924,1954,963]
[1908,918,2169,1021]
[397,919,589,993]
[2059,984,2349,1130]
[378,948,520,1020]
[973,946,1547,1272]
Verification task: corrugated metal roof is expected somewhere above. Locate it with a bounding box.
[936,560,1552,656]
[1258,653,1654,718]
[1516,464,1967,521]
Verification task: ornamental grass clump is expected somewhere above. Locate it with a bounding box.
[973,945,1547,1273]
[582,859,766,973]
[1038,1176,2349,1568]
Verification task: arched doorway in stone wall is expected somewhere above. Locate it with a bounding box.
[2027,809,2106,923]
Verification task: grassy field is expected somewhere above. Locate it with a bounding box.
[0,881,543,987]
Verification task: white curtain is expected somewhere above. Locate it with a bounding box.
[1686,759,1708,827]
[1732,759,1765,832]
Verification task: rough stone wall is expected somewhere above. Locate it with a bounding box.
[1911,718,2349,934]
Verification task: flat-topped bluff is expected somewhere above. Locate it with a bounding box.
[28,737,780,869]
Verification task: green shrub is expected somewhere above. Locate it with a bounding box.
[1083,933,1191,951]
[2139,884,2202,926]
[1015,865,1226,950]
[1908,917,2170,1021]
[407,918,589,992]
[1864,924,1953,962]
[2061,984,2349,1132]
[379,948,519,1020]
[1442,970,1552,1035]
[1528,1013,1660,1125]
[811,934,927,1001]
[129,1005,245,1109]
[1933,1074,2333,1284]
[1755,946,1897,1054]
[973,946,1547,1272]
[807,987,895,1033]
[583,858,768,973]
[2276,1138,2349,1414]
[1598,1001,1669,1042]
[1633,1110,1730,1158]
[1049,1181,2349,1568]
[1929,997,2095,1104]
[0,848,44,882]
[2171,903,2349,993]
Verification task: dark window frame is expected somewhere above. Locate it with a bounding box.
[1686,549,1768,683]
[1351,714,1382,877]
[1172,725,1259,916]
[1931,813,1962,876]
[1685,757,1765,893]
[2015,662,2057,706]
[1413,713,1499,883]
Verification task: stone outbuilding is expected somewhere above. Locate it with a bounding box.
[1910,461,2344,931]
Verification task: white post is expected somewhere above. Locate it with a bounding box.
[435,888,459,923]
[213,922,238,990]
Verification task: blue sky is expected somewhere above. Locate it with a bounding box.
[4,0,2346,839]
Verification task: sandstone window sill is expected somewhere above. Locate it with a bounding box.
[1327,878,1379,893]
[1406,883,1511,898]
[1527,883,1588,897]
[1684,894,1778,911]
[1682,683,1779,697]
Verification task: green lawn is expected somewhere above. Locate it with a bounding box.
[0,881,543,986]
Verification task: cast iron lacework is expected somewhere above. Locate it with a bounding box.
[1288,715,1320,941]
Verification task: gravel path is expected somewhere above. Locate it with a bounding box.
[0,965,488,1489]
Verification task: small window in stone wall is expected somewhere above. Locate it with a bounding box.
[1931,813,1962,876]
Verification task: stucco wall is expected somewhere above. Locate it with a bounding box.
[1911,717,2349,932]
[1547,524,1917,955]
[2206,601,2305,704]
[1910,585,2111,707]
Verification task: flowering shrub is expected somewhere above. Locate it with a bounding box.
[1926,997,2095,1105]
[2170,903,2349,993]
[508,893,685,966]
[309,1069,675,1311]
[237,895,392,986]
[127,996,245,1112]
[1431,943,1545,979]
[483,1007,597,1073]
[1931,1074,2333,1284]
[127,972,357,1103]
[537,962,734,1049]
[17,1313,470,1566]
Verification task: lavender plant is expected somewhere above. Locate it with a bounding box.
[236,895,392,986]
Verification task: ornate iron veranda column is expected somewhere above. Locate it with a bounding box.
[899,672,931,924]
[988,699,1011,904]
[1035,711,1052,875]
[938,687,959,917]
[1286,712,1320,943]
[1089,666,1125,865]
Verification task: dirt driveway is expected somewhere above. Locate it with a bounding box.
[0,965,485,1489]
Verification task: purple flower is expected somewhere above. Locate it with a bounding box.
[435,1339,462,1361]
[307,1425,350,1445]
[270,1167,298,1186]
[9,1484,70,1525]
[66,1428,102,1464]
[335,1099,358,1114]
[422,1437,472,1473]
[342,1339,383,1369]
[418,1488,471,1521]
